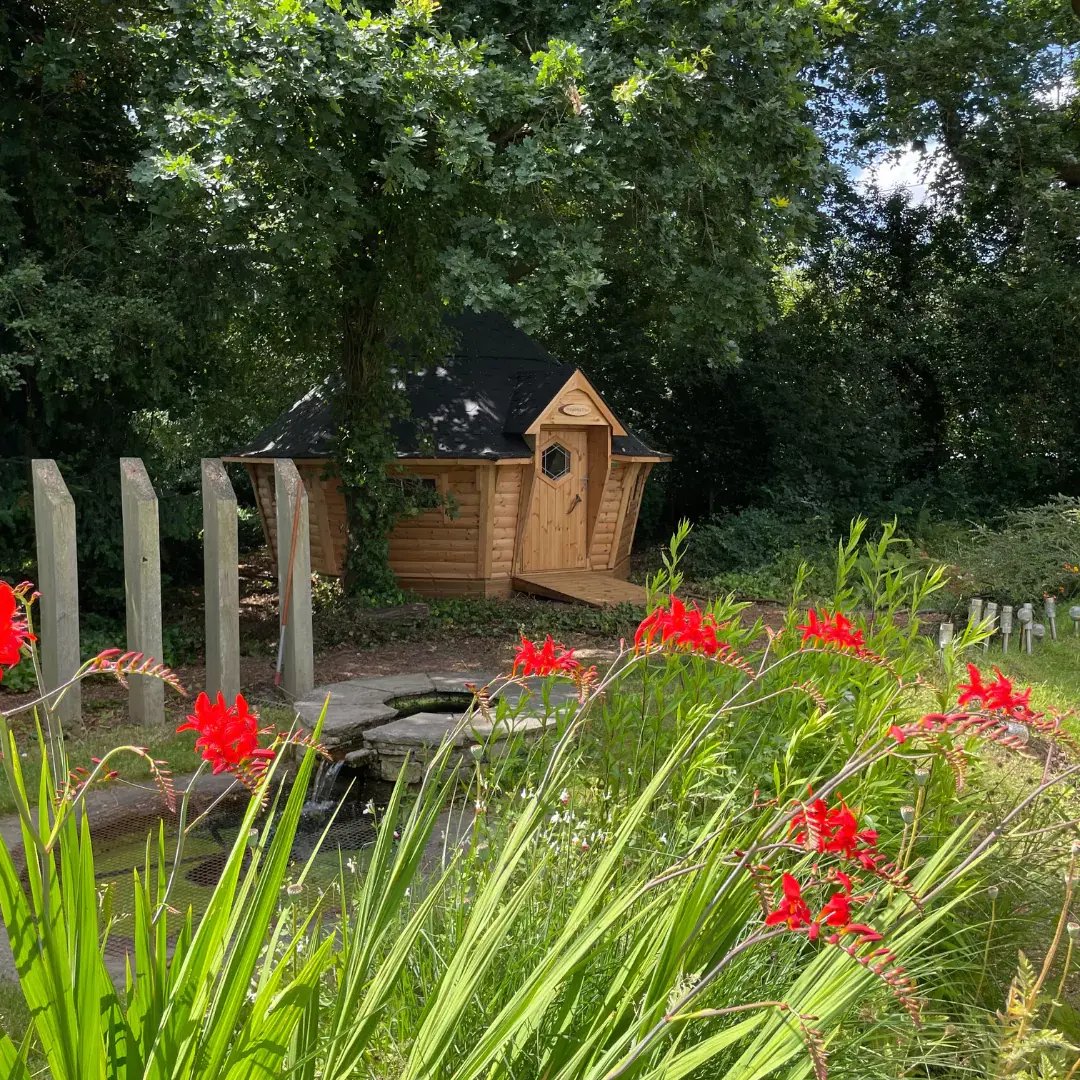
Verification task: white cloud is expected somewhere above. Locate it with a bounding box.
[855,144,941,206]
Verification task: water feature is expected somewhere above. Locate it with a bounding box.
[305,758,345,811]
[86,688,471,956]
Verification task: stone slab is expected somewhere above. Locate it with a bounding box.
[430,671,499,694]
[362,711,551,750]
[494,678,579,709]
[352,672,437,696]
[296,680,398,745]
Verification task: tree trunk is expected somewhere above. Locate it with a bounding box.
[337,291,402,599]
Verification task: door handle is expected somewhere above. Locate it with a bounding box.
[567,494,582,514]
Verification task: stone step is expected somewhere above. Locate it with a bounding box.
[293,671,577,751]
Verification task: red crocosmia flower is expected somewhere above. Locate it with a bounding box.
[956,664,990,708]
[0,581,35,681]
[177,691,275,780]
[957,664,1033,714]
[888,725,907,744]
[765,873,814,932]
[791,796,879,867]
[797,609,865,652]
[512,635,580,678]
[818,889,852,928]
[634,595,726,658]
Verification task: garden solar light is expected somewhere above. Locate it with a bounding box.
[937,621,953,652]
[968,596,983,626]
[1000,605,1014,652]
[983,601,998,651]
[1017,604,1033,654]
[1070,605,1080,634]
[1045,596,1057,640]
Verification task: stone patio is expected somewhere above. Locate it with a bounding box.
[293,671,580,781]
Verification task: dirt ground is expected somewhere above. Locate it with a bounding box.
[0,544,791,726]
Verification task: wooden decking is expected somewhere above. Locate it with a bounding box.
[512,571,648,608]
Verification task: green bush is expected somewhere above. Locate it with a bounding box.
[684,507,835,574]
[928,496,1080,604]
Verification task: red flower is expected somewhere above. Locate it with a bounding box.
[0,581,35,681]
[818,889,852,928]
[634,595,726,657]
[798,609,865,652]
[957,664,1031,714]
[791,796,880,868]
[512,635,580,678]
[766,874,885,944]
[888,725,907,744]
[765,873,814,932]
[177,691,275,781]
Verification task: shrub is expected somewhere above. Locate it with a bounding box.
[930,496,1080,604]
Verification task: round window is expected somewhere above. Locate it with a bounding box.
[542,443,571,480]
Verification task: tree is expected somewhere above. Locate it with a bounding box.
[134,0,843,595]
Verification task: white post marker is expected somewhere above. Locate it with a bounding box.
[201,458,240,701]
[968,597,984,627]
[31,459,81,726]
[1045,596,1058,641]
[1001,605,1014,653]
[983,601,998,651]
[120,458,164,726]
[274,459,314,698]
[1017,603,1034,655]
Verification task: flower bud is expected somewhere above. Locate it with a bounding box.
[900,805,915,824]
[1072,840,1080,857]
[1069,922,1080,942]
[914,768,930,787]
[468,744,484,762]
[987,885,999,901]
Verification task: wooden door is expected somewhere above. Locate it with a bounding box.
[521,428,588,571]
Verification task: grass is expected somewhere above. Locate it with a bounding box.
[0,723,203,817]
[980,631,1080,719]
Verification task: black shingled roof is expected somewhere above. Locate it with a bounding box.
[229,312,667,461]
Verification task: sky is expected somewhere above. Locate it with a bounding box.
[854,144,939,206]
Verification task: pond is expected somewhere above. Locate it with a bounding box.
[90,689,475,956]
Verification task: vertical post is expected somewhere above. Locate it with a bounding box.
[274,459,314,697]
[1001,605,1013,653]
[967,597,984,627]
[1045,596,1058,641]
[31,460,81,726]
[201,459,240,701]
[983,601,998,651]
[120,458,163,725]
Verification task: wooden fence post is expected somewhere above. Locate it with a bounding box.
[274,459,314,697]
[120,458,164,725]
[201,458,240,701]
[31,459,81,726]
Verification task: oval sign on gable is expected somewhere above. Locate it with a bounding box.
[560,403,591,417]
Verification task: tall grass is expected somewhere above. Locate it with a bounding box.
[0,523,1077,1076]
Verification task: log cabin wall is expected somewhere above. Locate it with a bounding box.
[588,459,627,569]
[487,463,524,595]
[613,463,652,577]
[246,454,653,593]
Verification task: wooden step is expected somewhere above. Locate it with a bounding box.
[512,571,648,608]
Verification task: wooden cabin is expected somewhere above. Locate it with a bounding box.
[225,313,669,605]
